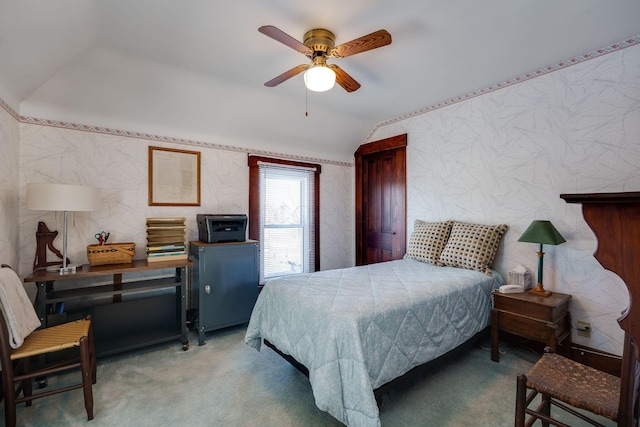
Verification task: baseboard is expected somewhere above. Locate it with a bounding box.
[570,343,622,377]
[497,332,622,377]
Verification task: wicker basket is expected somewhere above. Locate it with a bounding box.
[87,242,136,266]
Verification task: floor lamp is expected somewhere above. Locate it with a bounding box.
[518,220,566,297]
[27,183,101,273]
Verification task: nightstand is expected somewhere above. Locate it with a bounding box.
[491,291,571,362]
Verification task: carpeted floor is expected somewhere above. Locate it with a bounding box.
[3,325,616,426]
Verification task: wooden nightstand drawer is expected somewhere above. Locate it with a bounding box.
[496,310,570,343]
[493,292,570,323]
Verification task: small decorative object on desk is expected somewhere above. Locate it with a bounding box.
[94,230,110,245]
[87,242,136,266]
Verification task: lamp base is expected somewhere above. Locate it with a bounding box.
[46,264,81,274]
[528,283,552,297]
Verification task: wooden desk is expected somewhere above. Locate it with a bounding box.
[24,259,193,357]
[491,290,571,362]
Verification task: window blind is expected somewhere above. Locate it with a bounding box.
[258,162,316,282]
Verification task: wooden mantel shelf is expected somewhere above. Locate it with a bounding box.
[561,191,640,204]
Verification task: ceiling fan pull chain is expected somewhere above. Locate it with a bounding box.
[305,87,309,117]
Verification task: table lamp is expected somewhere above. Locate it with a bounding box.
[27,183,101,273]
[517,220,566,297]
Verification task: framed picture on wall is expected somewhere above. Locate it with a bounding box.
[148,146,201,206]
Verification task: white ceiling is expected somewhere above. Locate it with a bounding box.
[1,1,639,162]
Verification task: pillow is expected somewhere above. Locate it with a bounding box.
[404,220,454,265]
[438,221,508,275]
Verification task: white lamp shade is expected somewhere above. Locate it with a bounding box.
[26,183,101,212]
[304,66,336,92]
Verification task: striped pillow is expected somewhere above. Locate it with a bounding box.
[404,220,453,265]
[438,221,508,275]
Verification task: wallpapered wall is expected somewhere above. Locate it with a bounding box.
[368,43,640,355]
[0,106,20,268]
[8,123,354,283]
[2,41,638,356]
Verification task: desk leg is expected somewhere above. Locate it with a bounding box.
[491,310,500,362]
[35,281,48,328]
[34,281,51,387]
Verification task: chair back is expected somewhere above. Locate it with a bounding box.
[619,334,640,426]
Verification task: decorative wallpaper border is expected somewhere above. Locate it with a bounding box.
[0,97,19,121]
[2,35,638,162]
[364,35,640,142]
[16,116,352,167]
[15,116,353,167]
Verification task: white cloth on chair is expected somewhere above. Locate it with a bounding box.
[0,267,41,348]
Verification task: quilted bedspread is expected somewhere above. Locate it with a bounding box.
[244,259,504,426]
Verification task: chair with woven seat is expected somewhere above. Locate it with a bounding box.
[515,346,634,426]
[0,265,96,427]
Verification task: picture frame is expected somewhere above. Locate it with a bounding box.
[148,146,201,206]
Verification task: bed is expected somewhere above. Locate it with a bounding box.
[245,220,507,427]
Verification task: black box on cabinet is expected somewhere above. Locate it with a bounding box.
[196,214,247,243]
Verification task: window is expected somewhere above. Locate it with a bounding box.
[248,156,320,283]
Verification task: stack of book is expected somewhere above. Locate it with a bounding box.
[146,217,187,262]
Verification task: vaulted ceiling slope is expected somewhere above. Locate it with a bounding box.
[1,1,639,162]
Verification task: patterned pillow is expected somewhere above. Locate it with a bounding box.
[438,221,508,275]
[404,220,454,265]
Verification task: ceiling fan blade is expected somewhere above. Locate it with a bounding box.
[259,25,312,56]
[329,65,361,92]
[264,64,307,87]
[331,29,392,58]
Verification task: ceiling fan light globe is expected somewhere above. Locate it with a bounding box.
[304,66,336,92]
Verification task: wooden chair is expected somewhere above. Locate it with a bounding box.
[515,343,638,426]
[0,265,96,427]
[515,193,640,427]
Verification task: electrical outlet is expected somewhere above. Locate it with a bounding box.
[577,320,591,338]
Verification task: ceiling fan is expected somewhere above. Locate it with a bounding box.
[258,25,392,93]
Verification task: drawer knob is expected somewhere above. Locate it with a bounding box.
[204,285,211,294]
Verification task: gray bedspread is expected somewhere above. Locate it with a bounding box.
[245,259,504,426]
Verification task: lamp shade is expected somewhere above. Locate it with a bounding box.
[518,220,566,245]
[304,64,336,92]
[26,183,101,212]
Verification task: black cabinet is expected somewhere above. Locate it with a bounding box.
[189,240,258,345]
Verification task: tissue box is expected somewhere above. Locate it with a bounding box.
[508,271,531,289]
